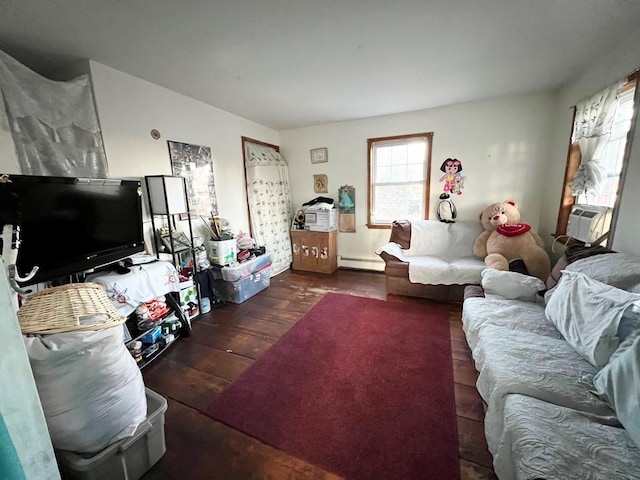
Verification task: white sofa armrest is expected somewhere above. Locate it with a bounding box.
[375,242,409,262]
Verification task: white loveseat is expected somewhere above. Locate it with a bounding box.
[376,219,487,301]
[462,249,640,479]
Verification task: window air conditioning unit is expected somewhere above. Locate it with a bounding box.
[567,205,612,244]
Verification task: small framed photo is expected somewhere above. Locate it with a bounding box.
[310,147,328,164]
[313,174,328,193]
[160,231,191,252]
[177,249,194,272]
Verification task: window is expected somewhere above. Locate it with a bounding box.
[555,74,637,244]
[574,84,636,208]
[367,133,433,228]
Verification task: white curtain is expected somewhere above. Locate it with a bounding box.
[243,141,293,276]
[0,49,107,177]
[570,81,623,197]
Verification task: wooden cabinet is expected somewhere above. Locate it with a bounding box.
[290,230,337,274]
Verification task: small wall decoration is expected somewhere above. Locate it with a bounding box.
[314,174,328,193]
[439,158,465,195]
[167,140,219,218]
[338,185,356,233]
[310,147,328,164]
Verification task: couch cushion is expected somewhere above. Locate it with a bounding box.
[408,255,485,285]
[462,296,562,352]
[493,394,640,480]
[473,325,617,444]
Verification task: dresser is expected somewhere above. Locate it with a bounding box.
[290,229,337,274]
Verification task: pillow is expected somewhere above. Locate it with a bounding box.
[565,253,640,290]
[593,333,640,450]
[544,270,640,368]
[481,268,545,302]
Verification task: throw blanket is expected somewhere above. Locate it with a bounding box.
[377,220,485,285]
[463,297,621,479]
[407,255,485,285]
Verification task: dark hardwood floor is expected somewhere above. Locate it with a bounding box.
[141,268,497,480]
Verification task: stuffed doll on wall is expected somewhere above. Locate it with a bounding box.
[472,200,551,281]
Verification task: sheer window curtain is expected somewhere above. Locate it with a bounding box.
[570,81,624,198]
[243,139,293,276]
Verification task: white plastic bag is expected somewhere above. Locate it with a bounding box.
[24,325,147,453]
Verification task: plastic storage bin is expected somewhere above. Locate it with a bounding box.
[211,253,272,282]
[215,265,271,304]
[55,388,168,480]
[207,239,237,266]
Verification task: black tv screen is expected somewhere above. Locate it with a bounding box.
[1,175,144,286]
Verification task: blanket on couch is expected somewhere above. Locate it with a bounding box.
[462,252,640,480]
[376,220,485,285]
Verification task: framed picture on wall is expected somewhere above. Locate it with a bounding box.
[310,147,328,164]
[167,140,219,219]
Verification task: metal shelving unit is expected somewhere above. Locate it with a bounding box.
[144,175,200,322]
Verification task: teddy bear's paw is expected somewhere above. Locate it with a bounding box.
[485,253,509,271]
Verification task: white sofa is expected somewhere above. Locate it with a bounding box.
[462,249,640,479]
[376,219,487,301]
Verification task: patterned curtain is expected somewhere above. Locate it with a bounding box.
[570,81,624,197]
[243,141,293,276]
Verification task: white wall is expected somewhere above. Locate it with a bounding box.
[280,92,555,270]
[88,61,280,245]
[540,28,640,257]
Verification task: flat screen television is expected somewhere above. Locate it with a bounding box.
[1,174,144,286]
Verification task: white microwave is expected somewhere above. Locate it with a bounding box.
[304,209,338,231]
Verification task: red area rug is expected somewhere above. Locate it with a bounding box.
[204,292,459,480]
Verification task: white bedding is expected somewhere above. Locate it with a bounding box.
[462,296,563,351]
[462,252,640,479]
[498,394,640,480]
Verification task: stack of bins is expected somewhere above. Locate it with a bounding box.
[213,253,272,303]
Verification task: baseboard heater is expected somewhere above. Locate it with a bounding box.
[338,256,384,272]
[340,256,381,263]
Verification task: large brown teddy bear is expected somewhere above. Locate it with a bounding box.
[472,200,551,281]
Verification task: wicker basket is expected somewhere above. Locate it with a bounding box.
[17,283,126,335]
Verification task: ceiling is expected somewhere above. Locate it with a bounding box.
[1,1,640,131]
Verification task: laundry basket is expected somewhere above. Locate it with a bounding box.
[17,283,125,335]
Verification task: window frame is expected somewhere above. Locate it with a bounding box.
[367,132,433,229]
[554,73,638,244]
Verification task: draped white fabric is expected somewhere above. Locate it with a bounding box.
[243,141,293,276]
[572,82,623,142]
[0,49,107,177]
[570,81,624,197]
[571,136,609,196]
